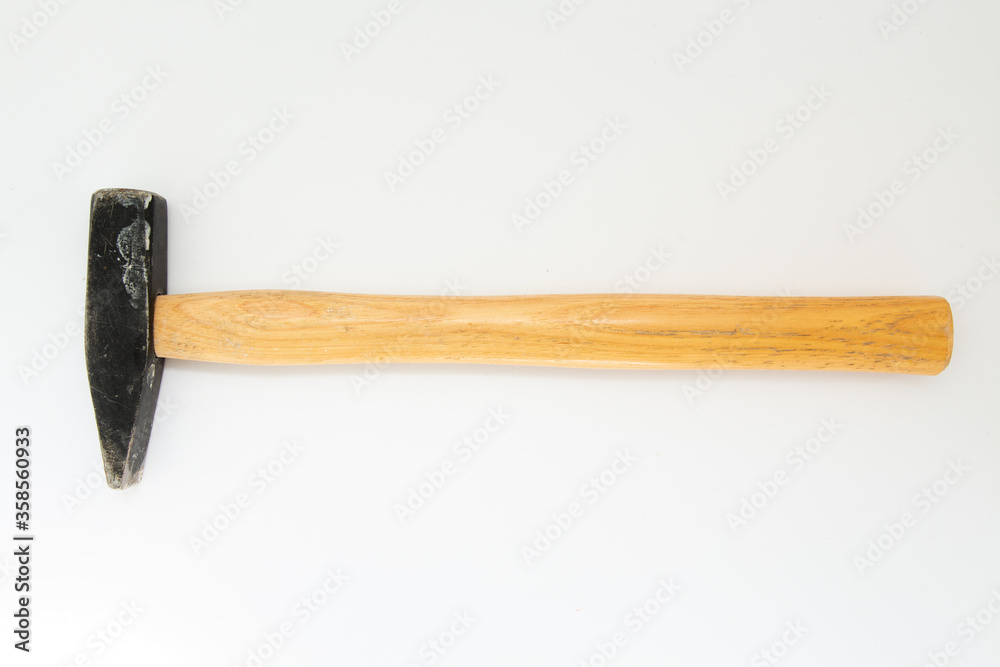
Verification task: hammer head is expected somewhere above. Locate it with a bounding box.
[85,189,167,489]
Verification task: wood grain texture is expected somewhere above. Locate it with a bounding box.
[153,291,953,374]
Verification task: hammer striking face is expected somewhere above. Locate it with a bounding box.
[85,189,167,489]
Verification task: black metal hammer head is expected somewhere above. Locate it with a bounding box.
[85,189,167,489]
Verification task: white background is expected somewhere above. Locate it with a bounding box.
[2,1,999,665]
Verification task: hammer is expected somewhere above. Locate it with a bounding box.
[85,188,953,489]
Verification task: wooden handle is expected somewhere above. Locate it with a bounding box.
[152,291,953,375]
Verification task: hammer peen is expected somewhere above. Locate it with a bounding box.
[85,188,953,489]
